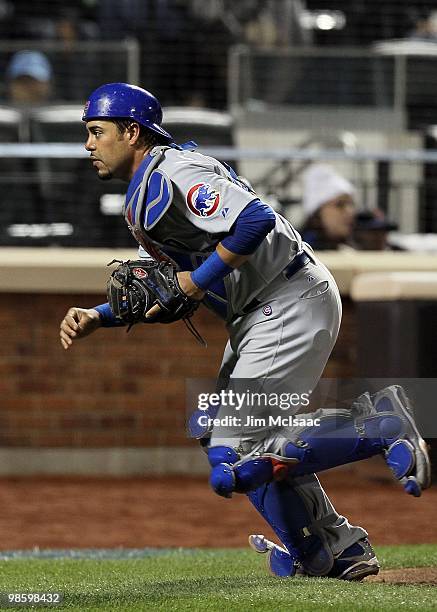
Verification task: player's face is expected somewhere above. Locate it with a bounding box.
[85,120,133,181]
[319,194,355,240]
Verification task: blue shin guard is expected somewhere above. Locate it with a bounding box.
[283,386,430,496]
[207,409,398,499]
[247,479,336,576]
[207,386,430,499]
[207,446,336,576]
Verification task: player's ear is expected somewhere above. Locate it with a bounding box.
[126,122,141,145]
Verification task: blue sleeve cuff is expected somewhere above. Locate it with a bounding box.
[190,251,233,292]
[221,199,276,255]
[94,303,126,327]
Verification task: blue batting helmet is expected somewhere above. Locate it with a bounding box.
[82,82,173,141]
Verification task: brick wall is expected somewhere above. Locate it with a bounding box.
[0,293,356,448]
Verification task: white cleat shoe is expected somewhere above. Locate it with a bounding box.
[248,535,297,577]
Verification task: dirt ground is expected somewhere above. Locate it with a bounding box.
[0,463,435,551]
[367,567,437,585]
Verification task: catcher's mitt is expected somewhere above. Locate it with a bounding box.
[107,259,200,327]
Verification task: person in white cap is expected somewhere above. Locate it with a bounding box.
[300,163,356,250]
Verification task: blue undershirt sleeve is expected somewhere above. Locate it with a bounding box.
[190,199,276,291]
[93,303,126,327]
[221,198,276,255]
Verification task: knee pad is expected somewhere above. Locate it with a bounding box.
[207,446,240,468]
[209,457,274,499]
[207,445,240,499]
[187,404,220,439]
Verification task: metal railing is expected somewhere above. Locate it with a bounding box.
[0,143,435,243]
[228,44,437,129]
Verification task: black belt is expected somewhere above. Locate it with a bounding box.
[241,250,313,315]
[283,251,312,280]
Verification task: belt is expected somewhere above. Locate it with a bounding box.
[283,250,312,280]
[241,250,313,315]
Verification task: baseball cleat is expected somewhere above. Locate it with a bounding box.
[327,538,380,581]
[375,385,431,496]
[248,535,297,577]
[249,535,379,580]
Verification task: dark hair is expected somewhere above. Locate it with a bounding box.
[301,210,322,233]
[113,119,167,148]
[300,211,349,250]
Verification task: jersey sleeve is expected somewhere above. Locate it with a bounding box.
[160,150,257,233]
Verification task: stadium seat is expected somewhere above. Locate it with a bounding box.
[162,107,238,170]
[28,105,132,247]
[0,107,42,246]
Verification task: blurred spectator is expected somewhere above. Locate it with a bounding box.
[300,164,399,251]
[408,9,437,41]
[354,210,399,251]
[55,7,99,46]
[305,0,417,46]
[6,50,53,105]
[95,0,235,108]
[300,164,356,250]
[97,0,204,106]
[97,0,149,40]
[4,0,97,41]
[242,0,311,48]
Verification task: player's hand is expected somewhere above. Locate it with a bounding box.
[145,271,204,319]
[59,307,102,350]
[176,271,205,300]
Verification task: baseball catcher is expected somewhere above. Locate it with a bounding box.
[59,82,431,582]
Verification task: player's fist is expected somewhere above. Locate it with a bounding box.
[59,307,101,350]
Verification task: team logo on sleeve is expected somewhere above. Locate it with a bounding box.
[186,183,221,218]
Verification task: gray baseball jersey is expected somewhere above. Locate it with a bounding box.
[123,143,365,555]
[125,145,302,318]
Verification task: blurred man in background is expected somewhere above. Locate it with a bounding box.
[354,209,398,251]
[6,50,53,105]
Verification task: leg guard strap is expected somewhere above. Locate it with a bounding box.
[301,512,338,538]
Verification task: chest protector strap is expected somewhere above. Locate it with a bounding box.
[123,145,173,247]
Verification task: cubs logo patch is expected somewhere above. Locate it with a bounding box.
[132,267,148,279]
[186,183,220,218]
[262,304,273,316]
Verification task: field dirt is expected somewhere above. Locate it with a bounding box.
[0,461,435,553]
[367,567,437,585]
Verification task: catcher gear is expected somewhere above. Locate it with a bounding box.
[107,259,200,328]
[207,385,431,498]
[249,535,380,581]
[82,82,173,141]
